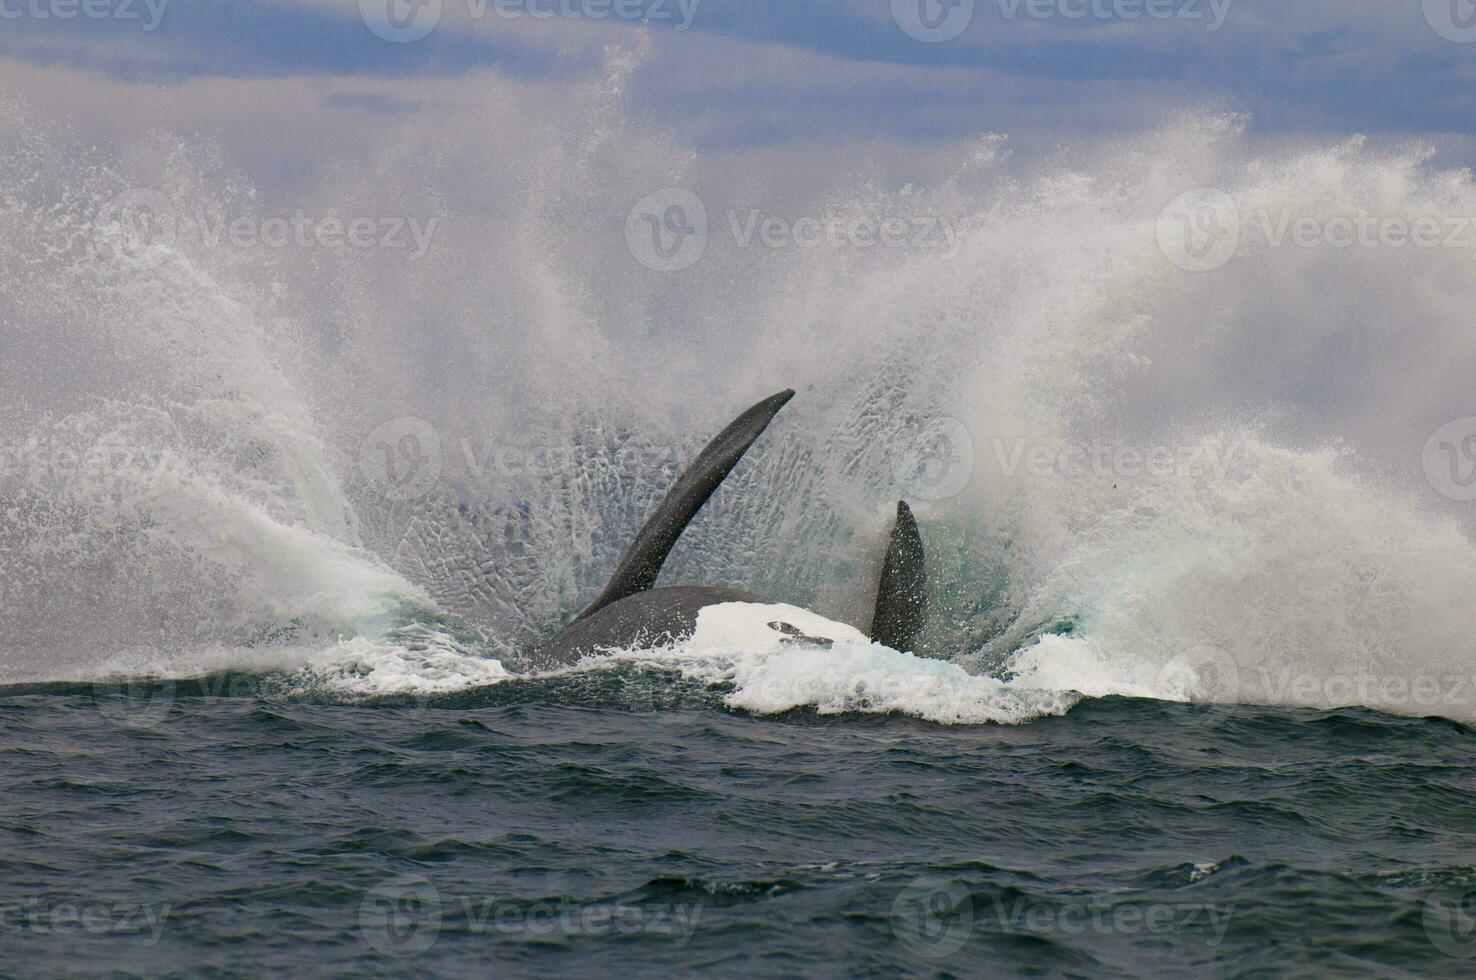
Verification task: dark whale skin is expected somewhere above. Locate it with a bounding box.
[532,585,763,668]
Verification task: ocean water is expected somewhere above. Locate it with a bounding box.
[7,65,1476,975]
[2,676,1474,977]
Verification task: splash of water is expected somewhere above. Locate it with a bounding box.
[5,80,1476,723]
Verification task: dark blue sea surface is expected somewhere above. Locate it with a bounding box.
[2,670,1474,977]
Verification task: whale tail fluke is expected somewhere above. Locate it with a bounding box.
[870,500,927,653]
[572,389,796,623]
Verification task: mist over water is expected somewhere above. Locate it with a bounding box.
[6,67,1476,723]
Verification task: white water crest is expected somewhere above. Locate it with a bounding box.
[5,70,1476,723]
[609,602,1079,726]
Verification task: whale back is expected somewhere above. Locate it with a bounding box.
[534,585,762,668]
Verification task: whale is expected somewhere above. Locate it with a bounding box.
[532,390,927,667]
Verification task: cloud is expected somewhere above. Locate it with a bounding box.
[4,0,1476,154]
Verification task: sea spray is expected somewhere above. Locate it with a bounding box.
[6,87,1476,720]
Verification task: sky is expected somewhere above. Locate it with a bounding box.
[3,0,1476,171]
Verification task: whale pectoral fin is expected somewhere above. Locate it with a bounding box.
[869,500,927,652]
[572,389,796,623]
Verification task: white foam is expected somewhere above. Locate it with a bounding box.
[284,634,510,699]
[598,602,1080,725]
[73,629,511,700]
[1007,633,1168,701]
[691,601,869,650]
